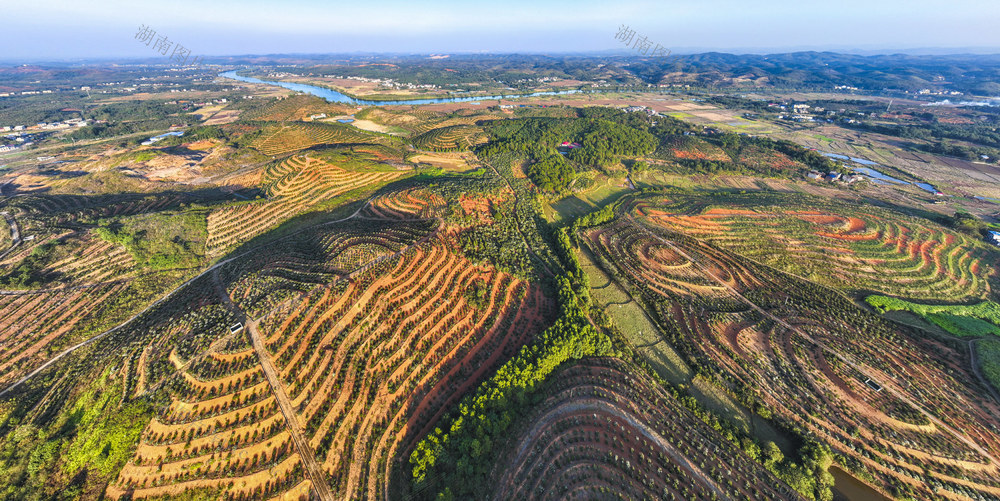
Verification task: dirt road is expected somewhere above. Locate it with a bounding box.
[248,320,334,500]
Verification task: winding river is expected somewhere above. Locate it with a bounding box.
[219,70,590,106]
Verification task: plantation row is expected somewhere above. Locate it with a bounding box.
[8,193,185,224]
[584,212,1000,499]
[364,188,445,220]
[632,194,996,301]
[411,125,487,152]
[206,156,403,255]
[251,122,380,156]
[0,282,131,387]
[405,114,504,136]
[223,218,438,318]
[239,94,353,122]
[256,234,553,499]
[107,338,310,500]
[491,357,801,501]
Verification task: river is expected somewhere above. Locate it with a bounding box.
[219,70,590,106]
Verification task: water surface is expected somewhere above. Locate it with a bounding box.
[220,70,589,106]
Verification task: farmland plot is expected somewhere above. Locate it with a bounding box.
[584,205,1000,499]
[206,156,404,256]
[632,193,996,301]
[254,230,553,499]
[491,357,801,501]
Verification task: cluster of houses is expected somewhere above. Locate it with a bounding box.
[165,98,227,112]
[769,103,845,123]
[989,231,1000,247]
[0,89,56,97]
[806,171,864,184]
[1,131,57,153]
[1,118,88,133]
[318,74,440,91]
[623,105,661,118]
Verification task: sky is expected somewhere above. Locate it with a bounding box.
[5,0,1000,61]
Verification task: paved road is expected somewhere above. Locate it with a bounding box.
[628,215,1000,467]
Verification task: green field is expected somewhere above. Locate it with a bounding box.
[977,338,1000,392]
[867,296,1000,338]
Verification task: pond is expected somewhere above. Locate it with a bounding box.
[220,70,590,106]
[821,152,879,166]
[822,153,941,194]
[852,166,908,185]
[830,465,890,501]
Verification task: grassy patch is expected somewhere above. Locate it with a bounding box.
[867,295,1000,338]
[96,210,208,270]
[927,313,1000,337]
[977,338,1000,392]
[578,246,690,384]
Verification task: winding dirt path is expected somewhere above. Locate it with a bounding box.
[0,211,20,260]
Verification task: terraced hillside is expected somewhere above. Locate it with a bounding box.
[254,229,553,499]
[582,199,1000,500]
[251,123,382,156]
[491,357,801,501]
[363,188,445,220]
[632,193,997,301]
[107,333,311,500]
[100,212,442,500]
[411,125,487,151]
[0,282,132,386]
[240,95,355,123]
[206,156,404,256]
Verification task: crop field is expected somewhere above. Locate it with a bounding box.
[107,333,311,500]
[582,198,1000,499]
[0,282,132,386]
[239,95,355,122]
[206,156,404,256]
[250,123,383,156]
[411,125,487,151]
[254,229,553,499]
[630,192,997,301]
[364,188,446,220]
[490,357,800,501]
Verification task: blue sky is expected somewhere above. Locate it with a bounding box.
[6,0,1000,61]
